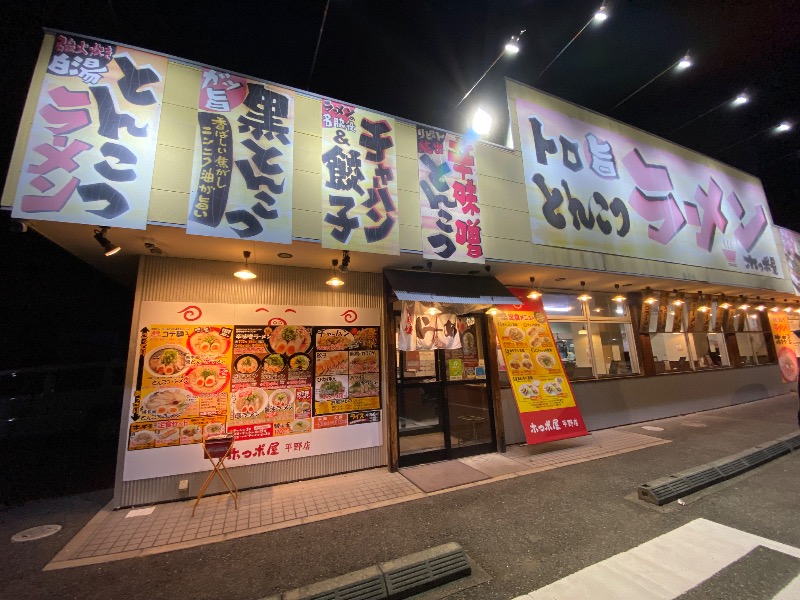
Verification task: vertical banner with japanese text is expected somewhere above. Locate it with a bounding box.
[321,99,399,255]
[767,311,798,383]
[188,69,294,243]
[417,126,484,262]
[511,83,784,279]
[494,288,588,444]
[13,33,167,229]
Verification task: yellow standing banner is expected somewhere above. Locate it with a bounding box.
[495,289,588,444]
[767,311,798,383]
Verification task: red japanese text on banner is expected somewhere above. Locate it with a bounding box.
[321,99,399,255]
[513,87,783,279]
[187,69,294,243]
[417,126,484,263]
[494,288,589,445]
[13,33,167,229]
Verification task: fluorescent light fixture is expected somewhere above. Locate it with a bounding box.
[594,5,608,21]
[234,250,257,279]
[732,93,749,106]
[472,108,493,136]
[677,55,692,70]
[543,305,573,312]
[776,121,792,132]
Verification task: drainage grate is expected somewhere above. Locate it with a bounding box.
[381,543,470,598]
[639,434,800,506]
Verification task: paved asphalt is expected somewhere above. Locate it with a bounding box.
[2,393,799,600]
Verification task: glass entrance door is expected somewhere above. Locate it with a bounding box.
[396,314,496,467]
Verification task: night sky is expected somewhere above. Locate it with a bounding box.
[2,0,800,369]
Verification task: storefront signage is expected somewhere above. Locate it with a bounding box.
[187,69,295,243]
[417,126,484,263]
[767,311,798,383]
[13,33,167,229]
[494,289,588,444]
[513,88,784,278]
[778,227,800,295]
[321,98,399,255]
[124,302,382,481]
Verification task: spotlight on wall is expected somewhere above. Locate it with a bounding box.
[234,250,257,280]
[527,276,541,300]
[326,258,344,287]
[611,283,626,303]
[577,281,592,302]
[697,292,710,313]
[93,226,121,256]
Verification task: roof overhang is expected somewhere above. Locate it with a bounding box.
[385,269,518,304]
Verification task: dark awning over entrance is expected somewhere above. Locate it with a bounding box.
[384,269,518,304]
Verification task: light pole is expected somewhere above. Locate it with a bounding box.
[455,30,526,108]
[611,52,693,112]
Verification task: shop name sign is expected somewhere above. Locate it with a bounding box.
[515,94,784,279]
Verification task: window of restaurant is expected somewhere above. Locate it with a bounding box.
[543,292,639,381]
[647,295,731,373]
[735,310,771,366]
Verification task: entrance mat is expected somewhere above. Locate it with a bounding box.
[400,460,490,492]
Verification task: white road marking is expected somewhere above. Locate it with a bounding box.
[512,519,800,600]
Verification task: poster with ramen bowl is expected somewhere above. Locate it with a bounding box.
[493,291,588,445]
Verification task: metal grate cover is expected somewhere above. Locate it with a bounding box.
[380,543,471,599]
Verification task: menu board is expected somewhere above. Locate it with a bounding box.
[494,290,589,444]
[444,316,483,380]
[313,326,380,418]
[130,325,232,450]
[124,303,383,481]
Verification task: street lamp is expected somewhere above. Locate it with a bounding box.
[455,30,526,108]
[535,4,610,83]
[669,90,751,135]
[472,108,493,136]
[611,52,694,111]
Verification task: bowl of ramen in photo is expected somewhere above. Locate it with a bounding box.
[145,345,192,377]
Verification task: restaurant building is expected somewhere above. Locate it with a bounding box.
[3,31,799,506]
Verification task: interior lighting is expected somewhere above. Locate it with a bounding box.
[578,327,588,335]
[234,250,256,280]
[472,108,493,136]
[577,281,592,302]
[93,226,121,256]
[527,276,542,300]
[593,4,608,22]
[326,258,344,286]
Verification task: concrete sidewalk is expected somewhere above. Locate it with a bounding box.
[46,429,666,569]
